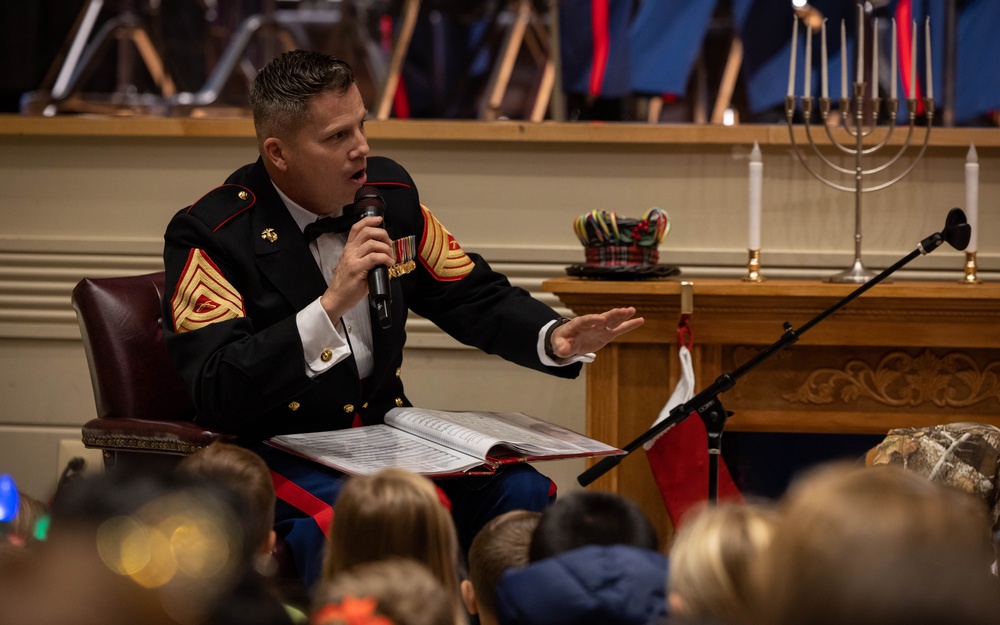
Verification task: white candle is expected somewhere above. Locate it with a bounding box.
[841,20,848,97]
[872,18,879,98]
[911,20,917,98]
[788,17,798,97]
[821,19,829,98]
[857,4,864,84]
[891,19,897,100]
[749,142,763,250]
[804,23,812,98]
[925,17,933,100]
[966,144,979,253]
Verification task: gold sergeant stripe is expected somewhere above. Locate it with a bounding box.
[418,205,473,281]
[171,248,246,333]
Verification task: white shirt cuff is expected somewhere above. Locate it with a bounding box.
[297,298,351,377]
[537,318,595,367]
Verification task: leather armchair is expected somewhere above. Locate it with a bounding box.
[73,271,235,469]
[72,272,305,599]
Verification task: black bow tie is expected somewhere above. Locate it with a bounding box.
[303,213,354,242]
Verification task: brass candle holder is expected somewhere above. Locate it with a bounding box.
[743,249,764,282]
[961,251,980,284]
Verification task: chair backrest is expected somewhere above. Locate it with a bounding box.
[72,272,196,423]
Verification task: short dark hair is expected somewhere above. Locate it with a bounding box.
[178,442,275,555]
[529,490,659,561]
[468,510,541,618]
[249,50,356,143]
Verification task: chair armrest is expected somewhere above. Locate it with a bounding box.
[82,417,236,455]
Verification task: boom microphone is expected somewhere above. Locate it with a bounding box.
[918,207,971,254]
[354,186,392,329]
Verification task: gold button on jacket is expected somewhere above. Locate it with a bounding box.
[343,404,355,413]
[395,397,404,407]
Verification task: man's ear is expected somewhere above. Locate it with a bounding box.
[263,137,289,171]
[460,579,478,615]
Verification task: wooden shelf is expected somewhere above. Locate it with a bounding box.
[2,114,998,149]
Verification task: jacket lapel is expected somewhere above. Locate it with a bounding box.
[246,160,328,312]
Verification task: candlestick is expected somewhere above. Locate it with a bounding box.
[910,20,916,98]
[963,252,980,285]
[787,17,798,97]
[821,19,828,98]
[744,249,763,282]
[872,18,879,99]
[891,19,897,100]
[966,144,979,253]
[748,141,762,251]
[857,4,864,84]
[804,23,812,98]
[841,20,848,97]
[925,17,933,100]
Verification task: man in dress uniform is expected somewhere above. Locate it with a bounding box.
[162,50,642,588]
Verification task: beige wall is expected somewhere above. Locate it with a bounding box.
[0,117,997,501]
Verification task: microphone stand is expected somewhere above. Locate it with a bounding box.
[579,210,971,502]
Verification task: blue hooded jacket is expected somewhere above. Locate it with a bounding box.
[495,545,669,625]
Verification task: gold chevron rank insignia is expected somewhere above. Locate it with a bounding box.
[418,205,473,281]
[171,249,245,333]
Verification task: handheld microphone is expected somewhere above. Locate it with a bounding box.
[354,186,392,329]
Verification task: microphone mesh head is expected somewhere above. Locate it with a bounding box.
[354,185,385,218]
[943,207,971,251]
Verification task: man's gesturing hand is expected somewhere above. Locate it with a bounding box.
[549,307,644,359]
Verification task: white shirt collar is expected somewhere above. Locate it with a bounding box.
[271,182,345,233]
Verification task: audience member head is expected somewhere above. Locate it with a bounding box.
[313,558,453,625]
[178,442,276,561]
[462,510,541,625]
[866,422,1000,535]
[249,50,356,149]
[323,468,464,623]
[2,468,250,625]
[667,502,776,625]
[529,490,659,561]
[753,462,1000,625]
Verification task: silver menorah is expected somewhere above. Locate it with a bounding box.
[785,9,934,283]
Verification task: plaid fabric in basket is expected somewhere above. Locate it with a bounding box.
[585,245,659,267]
[574,208,670,267]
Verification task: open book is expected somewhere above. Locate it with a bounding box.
[265,407,624,477]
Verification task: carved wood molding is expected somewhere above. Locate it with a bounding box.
[784,350,1000,408]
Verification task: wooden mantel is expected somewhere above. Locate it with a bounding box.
[544,276,1000,534]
